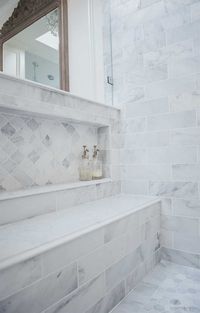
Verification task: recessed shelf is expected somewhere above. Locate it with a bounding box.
[0,178,112,201]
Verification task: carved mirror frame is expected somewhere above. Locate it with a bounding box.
[0,0,69,91]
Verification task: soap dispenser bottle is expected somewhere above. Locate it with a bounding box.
[92,145,103,180]
[79,145,92,181]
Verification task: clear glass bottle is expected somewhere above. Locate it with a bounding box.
[92,145,103,180]
[79,145,92,181]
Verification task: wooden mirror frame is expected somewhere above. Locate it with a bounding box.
[0,0,69,91]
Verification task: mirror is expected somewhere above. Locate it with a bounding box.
[3,9,60,88]
[0,0,69,91]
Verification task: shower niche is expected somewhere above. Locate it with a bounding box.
[0,112,110,192]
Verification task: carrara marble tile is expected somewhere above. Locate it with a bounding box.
[0,262,77,313]
[44,274,105,313]
[0,256,42,301]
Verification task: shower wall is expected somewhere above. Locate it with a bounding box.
[109,0,200,267]
[0,73,121,194]
[0,112,98,191]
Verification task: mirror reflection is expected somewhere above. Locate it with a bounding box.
[3,8,60,88]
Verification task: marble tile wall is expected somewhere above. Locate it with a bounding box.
[107,0,200,265]
[0,73,121,202]
[0,202,161,313]
[0,181,121,225]
[0,112,99,191]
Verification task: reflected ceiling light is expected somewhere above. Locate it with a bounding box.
[36,31,59,50]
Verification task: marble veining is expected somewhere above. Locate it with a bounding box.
[0,262,77,313]
[107,0,200,264]
[0,195,159,267]
[0,112,99,191]
[0,73,121,194]
[0,195,160,313]
[112,260,200,313]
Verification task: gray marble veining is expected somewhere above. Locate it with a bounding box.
[161,247,200,270]
[0,256,42,301]
[106,0,200,264]
[0,262,77,313]
[86,281,125,313]
[112,260,200,313]
[0,197,161,313]
[44,274,105,313]
[0,112,99,191]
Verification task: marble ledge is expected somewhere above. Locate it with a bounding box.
[0,73,120,126]
[0,178,112,201]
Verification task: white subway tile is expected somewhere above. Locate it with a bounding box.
[173,198,200,218]
[167,20,200,44]
[145,77,196,99]
[148,146,197,164]
[0,193,56,226]
[149,181,199,199]
[147,111,196,131]
[0,263,78,313]
[122,149,148,164]
[122,180,149,195]
[44,274,105,313]
[161,7,191,30]
[161,247,200,268]
[172,164,200,180]
[164,0,199,14]
[124,117,146,133]
[144,40,194,68]
[104,237,126,269]
[191,1,200,21]
[162,215,199,235]
[140,0,161,9]
[143,21,166,52]
[122,165,171,180]
[161,198,173,215]
[169,91,200,112]
[42,229,104,275]
[124,227,141,255]
[160,229,173,248]
[171,128,200,146]
[105,247,144,291]
[78,248,105,286]
[174,233,200,254]
[0,256,42,301]
[124,1,166,28]
[169,57,200,78]
[85,281,125,313]
[126,98,169,117]
[125,131,170,148]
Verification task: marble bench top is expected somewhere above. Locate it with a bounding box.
[0,194,159,269]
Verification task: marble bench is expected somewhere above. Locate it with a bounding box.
[0,194,161,313]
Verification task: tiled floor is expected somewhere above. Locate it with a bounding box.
[112,260,200,313]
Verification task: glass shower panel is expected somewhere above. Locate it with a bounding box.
[102,0,114,106]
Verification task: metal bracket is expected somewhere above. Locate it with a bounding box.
[107,76,113,85]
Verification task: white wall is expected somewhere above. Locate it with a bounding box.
[68,0,105,103]
[3,44,25,78]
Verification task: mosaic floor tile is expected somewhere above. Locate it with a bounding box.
[112,260,200,313]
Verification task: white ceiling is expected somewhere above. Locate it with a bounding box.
[0,0,19,28]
